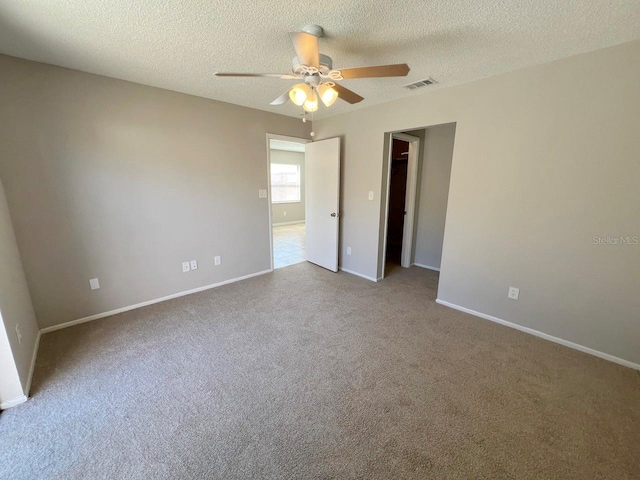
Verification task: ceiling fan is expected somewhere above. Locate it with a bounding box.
[215,25,410,116]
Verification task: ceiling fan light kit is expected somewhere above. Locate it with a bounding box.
[317,83,339,107]
[303,90,318,113]
[215,24,411,124]
[288,81,338,112]
[289,83,308,106]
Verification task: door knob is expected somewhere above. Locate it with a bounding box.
[330,212,340,217]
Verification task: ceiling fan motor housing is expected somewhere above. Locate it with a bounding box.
[304,75,320,87]
[292,54,333,76]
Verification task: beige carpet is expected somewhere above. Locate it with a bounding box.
[1,263,638,479]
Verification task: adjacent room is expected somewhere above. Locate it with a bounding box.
[1,2,639,479]
[269,138,307,269]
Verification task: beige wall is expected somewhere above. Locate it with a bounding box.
[270,149,305,225]
[315,40,640,365]
[0,54,309,329]
[413,123,456,270]
[0,178,39,403]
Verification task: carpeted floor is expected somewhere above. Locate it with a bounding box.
[1,263,639,479]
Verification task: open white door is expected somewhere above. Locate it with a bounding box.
[305,137,340,272]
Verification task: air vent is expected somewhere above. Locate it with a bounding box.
[403,78,437,90]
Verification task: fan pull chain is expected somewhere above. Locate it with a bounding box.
[310,108,315,138]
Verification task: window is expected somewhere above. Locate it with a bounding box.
[271,163,301,203]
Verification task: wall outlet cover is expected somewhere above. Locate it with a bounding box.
[214,256,221,266]
[182,262,191,272]
[508,287,520,300]
[346,247,352,255]
[258,189,267,199]
[89,278,100,290]
[190,260,198,270]
[368,191,374,201]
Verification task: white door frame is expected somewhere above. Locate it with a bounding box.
[265,134,311,271]
[381,132,420,278]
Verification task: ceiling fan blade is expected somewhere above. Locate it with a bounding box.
[215,73,299,79]
[332,83,364,104]
[270,89,291,106]
[337,63,410,79]
[288,32,320,68]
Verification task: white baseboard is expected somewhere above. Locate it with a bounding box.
[41,269,273,334]
[339,267,378,282]
[0,395,28,410]
[24,331,41,397]
[435,299,640,371]
[273,221,305,226]
[413,263,440,272]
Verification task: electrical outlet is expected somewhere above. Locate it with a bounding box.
[258,189,267,199]
[346,247,352,255]
[89,278,100,290]
[508,287,520,300]
[368,191,374,201]
[283,211,287,216]
[182,261,191,272]
[15,324,22,344]
[214,256,221,266]
[190,260,198,270]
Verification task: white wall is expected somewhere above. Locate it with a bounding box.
[0,54,309,329]
[413,124,456,270]
[0,178,39,406]
[0,321,23,408]
[315,40,640,366]
[270,149,305,225]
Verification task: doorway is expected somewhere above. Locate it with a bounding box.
[386,138,409,265]
[380,123,457,280]
[382,133,420,277]
[266,134,342,273]
[267,137,309,269]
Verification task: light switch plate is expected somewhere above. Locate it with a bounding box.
[190,260,198,270]
[89,278,100,290]
[259,189,267,199]
[508,287,520,300]
[346,247,352,255]
[368,191,374,201]
[214,256,221,266]
[182,262,191,273]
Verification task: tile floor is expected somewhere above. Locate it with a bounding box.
[273,223,306,269]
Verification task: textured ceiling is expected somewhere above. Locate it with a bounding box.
[1,1,639,120]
